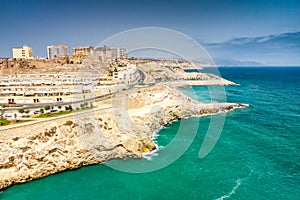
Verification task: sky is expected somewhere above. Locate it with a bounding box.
[0,0,299,58]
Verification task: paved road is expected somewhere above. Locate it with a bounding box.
[137,69,146,83]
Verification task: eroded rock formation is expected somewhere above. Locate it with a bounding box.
[0,85,247,190]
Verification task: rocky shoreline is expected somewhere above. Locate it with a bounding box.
[0,85,247,191]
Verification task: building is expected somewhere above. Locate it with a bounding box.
[12,46,33,59]
[0,73,98,104]
[94,46,127,61]
[112,63,138,84]
[0,58,12,68]
[94,45,112,61]
[47,44,68,59]
[0,63,139,105]
[112,47,127,59]
[73,46,94,56]
[69,46,94,64]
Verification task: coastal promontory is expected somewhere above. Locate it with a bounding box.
[0,84,246,190]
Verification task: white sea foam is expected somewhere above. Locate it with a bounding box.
[216,179,242,200]
[152,130,161,140]
[142,148,158,160]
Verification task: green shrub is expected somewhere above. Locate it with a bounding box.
[18,108,25,114]
[44,105,50,110]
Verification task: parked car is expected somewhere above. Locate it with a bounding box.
[50,109,58,113]
[33,110,40,114]
[8,102,16,104]
[3,113,12,118]
[65,107,73,111]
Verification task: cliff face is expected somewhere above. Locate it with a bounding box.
[0,86,247,190]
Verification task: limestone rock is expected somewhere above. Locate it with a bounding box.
[0,85,247,190]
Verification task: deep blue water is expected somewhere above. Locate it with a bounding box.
[1,67,299,199]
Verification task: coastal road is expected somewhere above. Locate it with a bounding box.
[137,69,146,83]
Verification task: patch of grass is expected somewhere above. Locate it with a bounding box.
[74,107,93,112]
[0,119,32,126]
[15,120,33,124]
[0,118,9,126]
[35,110,72,118]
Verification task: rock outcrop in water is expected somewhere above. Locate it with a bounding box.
[0,85,247,190]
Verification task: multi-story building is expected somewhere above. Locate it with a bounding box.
[69,46,94,64]
[47,44,68,59]
[112,47,127,59]
[0,73,98,104]
[94,46,127,61]
[112,64,138,84]
[72,46,94,56]
[12,46,33,60]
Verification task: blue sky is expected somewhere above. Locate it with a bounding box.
[0,0,299,57]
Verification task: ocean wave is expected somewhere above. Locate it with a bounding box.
[142,148,159,160]
[142,142,167,160]
[215,179,242,200]
[152,130,160,139]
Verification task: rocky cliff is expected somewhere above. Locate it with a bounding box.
[0,85,247,190]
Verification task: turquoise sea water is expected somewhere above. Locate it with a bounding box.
[1,67,299,199]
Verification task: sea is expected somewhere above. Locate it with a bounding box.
[0,67,299,200]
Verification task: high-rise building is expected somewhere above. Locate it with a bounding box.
[112,47,127,58]
[12,46,33,59]
[47,44,68,59]
[94,46,127,61]
[72,46,94,56]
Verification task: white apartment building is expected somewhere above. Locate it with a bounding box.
[94,46,127,61]
[47,44,68,59]
[112,64,138,84]
[12,46,33,59]
[0,73,98,104]
[112,48,127,58]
